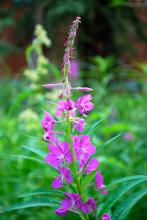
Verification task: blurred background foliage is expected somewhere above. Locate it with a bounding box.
[0,0,147,220]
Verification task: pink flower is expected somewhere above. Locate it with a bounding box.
[43,132,54,142]
[96,171,105,191]
[45,141,72,168]
[56,193,81,216]
[102,213,111,220]
[41,112,55,142]
[101,190,108,195]
[80,198,97,214]
[79,157,99,174]
[75,94,94,115]
[73,118,85,133]
[52,167,72,189]
[56,99,75,117]
[41,111,54,132]
[73,135,96,169]
[84,158,99,174]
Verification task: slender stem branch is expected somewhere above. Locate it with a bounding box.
[66,112,82,195]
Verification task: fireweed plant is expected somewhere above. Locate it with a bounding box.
[41,17,111,220]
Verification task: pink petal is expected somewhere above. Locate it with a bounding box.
[85,158,99,174]
[52,177,62,188]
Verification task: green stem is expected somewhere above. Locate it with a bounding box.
[66,112,82,195]
[66,113,89,220]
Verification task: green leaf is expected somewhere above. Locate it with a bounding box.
[86,119,104,135]
[1,198,60,213]
[22,146,58,172]
[22,145,46,158]
[100,177,147,215]
[82,169,98,190]
[113,189,147,220]
[95,133,122,155]
[108,175,147,187]
[18,189,63,198]
[12,154,45,164]
[8,89,36,115]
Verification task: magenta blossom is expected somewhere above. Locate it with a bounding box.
[56,193,81,216]
[101,190,108,195]
[96,171,105,191]
[41,111,54,132]
[56,99,75,117]
[75,94,94,115]
[102,213,111,220]
[73,118,85,133]
[80,198,97,214]
[73,135,96,168]
[43,132,54,142]
[45,141,72,168]
[79,158,99,174]
[84,158,99,174]
[52,167,72,189]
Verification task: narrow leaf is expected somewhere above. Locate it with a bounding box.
[12,154,44,165]
[1,198,60,213]
[113,189,147,220]
[87,119,104,135]
[95,133,122,155]
[101,177,147,215]
[108,175,147,188]
[82,169,98,190]
[22,145,46,158]
[19,189,63,198]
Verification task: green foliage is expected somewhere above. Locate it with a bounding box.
[113,189,147,220]
[99,176,147,215]
[1,198,60,213]
[19,189,63,198]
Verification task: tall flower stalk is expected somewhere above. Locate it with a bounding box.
[41,17,111,220]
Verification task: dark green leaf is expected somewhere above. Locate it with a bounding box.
[82,169,98,190]
[113,189,147,220]
[22,145,46,158]
[108,175,147,188]
[12,154,44,164]
[1,198,60,213]
[19,189,63,198]
[95,133,122,155]
[100,177,147,215]
[86,119,104,135]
